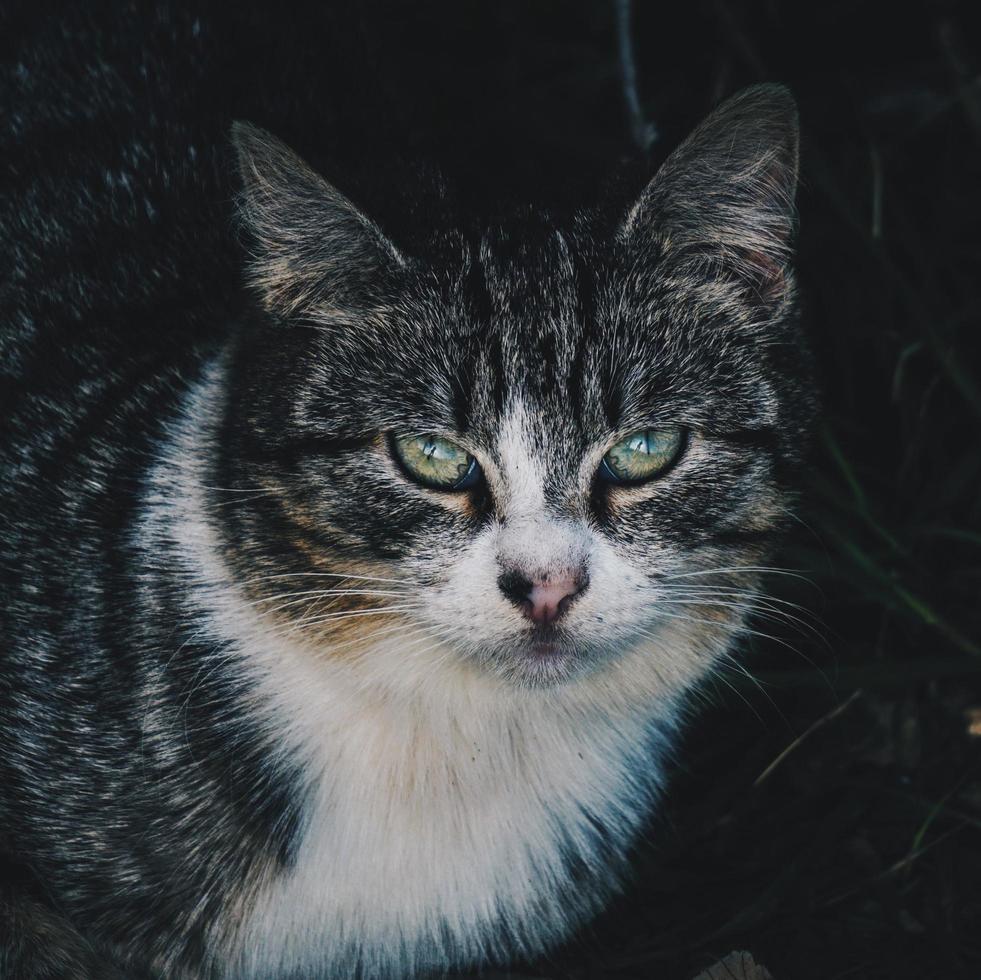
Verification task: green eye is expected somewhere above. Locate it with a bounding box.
[391,434,481,491]
[600,427,686,485]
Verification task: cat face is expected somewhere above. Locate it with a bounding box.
[220,85,813,692]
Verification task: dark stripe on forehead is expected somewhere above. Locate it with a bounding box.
[462,238,494,325]
[449,369,472,434]
[472,231,512,420]
[566,337,587,429]
[453,239,496,427]
[570,234,598,332]
[469,220,601,422]
[565,235,603,429]
[487,327,507,419]
[537,332,559,396]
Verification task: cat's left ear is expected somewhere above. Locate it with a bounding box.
[621,83,799,305]
[232,122,404,318]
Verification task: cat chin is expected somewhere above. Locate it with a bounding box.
[492,645,584,688]
[465,633,626,690]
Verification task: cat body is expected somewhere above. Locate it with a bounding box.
[0,10,813,972]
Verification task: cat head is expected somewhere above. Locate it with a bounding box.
[220,84,812,695]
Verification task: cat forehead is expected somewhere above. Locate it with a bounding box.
[428,228,617,436]
[424,222,600,343]
[471,224,582,307]
[301,213,779,441]
[433,222,619,351]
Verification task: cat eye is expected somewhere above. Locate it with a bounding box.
[599,427,687,485]
[391,434,482,491]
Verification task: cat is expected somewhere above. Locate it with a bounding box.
[0,68,813,978]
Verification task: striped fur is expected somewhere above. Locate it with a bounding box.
[0,75,813,977]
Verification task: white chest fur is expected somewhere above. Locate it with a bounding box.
[142,362,678,978]
[227,638,669,978]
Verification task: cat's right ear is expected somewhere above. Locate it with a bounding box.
[232,122,405,319]
[620,84,799,308]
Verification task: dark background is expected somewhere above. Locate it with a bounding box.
[4,1,981,977]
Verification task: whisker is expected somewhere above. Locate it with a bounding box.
[662,565,815,586]
[714,650,794,727]
[207,492,278,509]
[233,570,411,587]
[706,666,768,725]
[240,589,411,617]
[278,605,419,639]
[634,625,768,724]
[312,621,433,657]
[654,594,827,643]
[659,584,816,613]
[198,485,286,493]
[644,609,808,658]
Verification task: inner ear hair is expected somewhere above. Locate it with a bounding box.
[232,121,404,319]
[621,83,800,302]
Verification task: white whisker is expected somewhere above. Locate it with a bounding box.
[662,565,814,585]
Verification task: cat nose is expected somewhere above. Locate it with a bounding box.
[497,570,589,625]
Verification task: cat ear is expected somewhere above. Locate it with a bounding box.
[621,84,799,303]
[232,122,404,318]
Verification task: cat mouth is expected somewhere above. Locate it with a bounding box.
[477,628,595,685]
[525,637,568,659]
[515,627,584,671]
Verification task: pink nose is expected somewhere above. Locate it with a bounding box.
[526,577,581,624]
[498,570,587,625]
